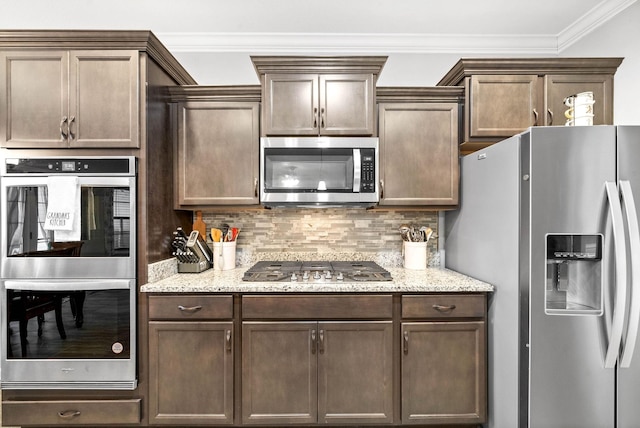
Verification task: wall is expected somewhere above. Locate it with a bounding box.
[201,209,440,266]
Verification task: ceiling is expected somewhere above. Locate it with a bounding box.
[0,0,636,54]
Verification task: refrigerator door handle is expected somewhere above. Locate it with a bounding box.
[620,180,640,368]
[605,181,628,369]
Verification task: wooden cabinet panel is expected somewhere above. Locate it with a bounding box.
[262,74,318,135]
[242,321,318,425]
[401,321,486,425]
[469,74,539,138]
[320,74,375,136]
[148,295,233,320]
[242,294,392,319]
[0,51,69,148]
[544,74,614,126]
[149,321,234,425]
[262,73,375,136]
[378,102,459,206]
[318,321,393,424]
[69,50,139,148]
[175,101,260,206]
[0,50,139,148]
[2,399,141,425]
[402,294,486,319]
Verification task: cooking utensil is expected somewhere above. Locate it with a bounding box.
[210,228,222,243]
[193,211,206,238]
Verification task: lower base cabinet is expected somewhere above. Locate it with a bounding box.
[242,321,394,425]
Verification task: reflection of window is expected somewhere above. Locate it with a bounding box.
[113,189,130,251]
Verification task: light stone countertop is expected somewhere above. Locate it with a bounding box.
[141,265,493,293]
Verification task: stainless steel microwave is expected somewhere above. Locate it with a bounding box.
[260,137,379,207]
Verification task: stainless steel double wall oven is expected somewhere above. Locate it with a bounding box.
[0,156,137,389]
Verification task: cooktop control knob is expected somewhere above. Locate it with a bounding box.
[313,271,322,280]
[325,271,332,280]
[290,273,298,282]
[336,272,344,281]
[303,271,310,281]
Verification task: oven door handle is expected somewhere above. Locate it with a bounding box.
[4,279,132,291]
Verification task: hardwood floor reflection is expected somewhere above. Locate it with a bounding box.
[8,289,131,359]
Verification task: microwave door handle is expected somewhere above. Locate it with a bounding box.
[620,181,640,368]
[605,181,628,369]
[353,149,361,192]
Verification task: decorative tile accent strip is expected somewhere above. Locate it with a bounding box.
[201,209,440,267]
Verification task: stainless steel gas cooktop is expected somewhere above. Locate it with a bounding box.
[242,261,392,283]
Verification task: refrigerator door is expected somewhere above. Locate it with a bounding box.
[615,126,640,428]
[527,126,617,428]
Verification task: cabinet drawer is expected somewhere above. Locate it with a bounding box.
[149,295,233,320]
[2,399,140,426]
[242,295,393,319]
[402,294,485,319]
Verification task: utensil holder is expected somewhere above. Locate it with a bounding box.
[213,241,236,271]
[403,241,427,270]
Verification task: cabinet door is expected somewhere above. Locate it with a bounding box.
[318,321,393,424]
[401,321,486,425]
[320,74,375,136]
[69,50,139,148]
[0,51,69,148]
[544,74,614,126]
[262,74,319,136]
[379,103,459,206]
[148,321,234,425]
[242,322,318,425]
[469,74,540,138]
[176,101,260,206]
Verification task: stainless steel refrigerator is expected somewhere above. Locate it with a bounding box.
[445,125,640,428]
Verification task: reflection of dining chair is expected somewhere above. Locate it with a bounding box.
[7,241,85,357]
[7,290,66,358]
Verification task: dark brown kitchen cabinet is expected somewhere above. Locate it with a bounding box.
[0,49,139,148]
[252,56,386,137]
[170,86,261,207]
[401,294,487,425]
[241,294,394,425]
[377,87,462,207]
[262,73,375,136]
[438,58,622,154]
[148,295,234,425]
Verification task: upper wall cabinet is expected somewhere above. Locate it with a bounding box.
[377,87,462,208]
[170,86,261,208]
[438,58,623,154]
[252,56,386,137]
[0,50,140,149]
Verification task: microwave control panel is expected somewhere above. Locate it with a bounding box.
[360,149,376,193]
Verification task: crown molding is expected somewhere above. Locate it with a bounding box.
[557,0,637,51]
[155,0,636,55]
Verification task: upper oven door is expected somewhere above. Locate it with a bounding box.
[1,176,136,279]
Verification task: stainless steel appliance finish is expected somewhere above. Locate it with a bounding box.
[0,156,137,390]
[445,126,640,427]
[260,137,379,206]
[243,261,392,283]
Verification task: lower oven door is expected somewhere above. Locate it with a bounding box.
[1,279,136,390]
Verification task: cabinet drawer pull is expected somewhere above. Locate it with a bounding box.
[254,177,258,197]
[533,109,539,126]
[226,329,232,352]
[60,116,68,140]
[319,329,325,354]
[68,116,76,140]
[403,331,409,354]
[380,179,384,199]
[313,107,318,128]
[311,329,317,354]
[58,410,81,419]
[547,108,554,125]
[320,107,325,128]
[432,304,457,313]
[178,305,202,313]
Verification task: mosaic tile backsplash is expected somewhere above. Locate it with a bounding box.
[200,209,440,267]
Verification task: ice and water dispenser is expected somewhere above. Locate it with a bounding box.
[546,234,603,315]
